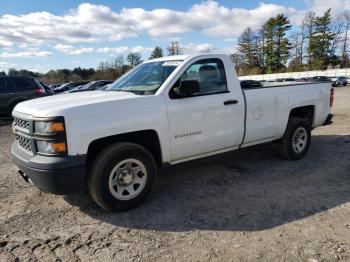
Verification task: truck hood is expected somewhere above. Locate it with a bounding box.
[13,91,138,117]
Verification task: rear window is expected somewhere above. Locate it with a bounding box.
[240,80,262,89]
[9,78,35,90]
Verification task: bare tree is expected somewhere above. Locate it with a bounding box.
[340,12,350,68]
[230,53,244,75]
[304,11,316,69]
[289,20,307,71]
[167,42,182,56]
[299,21,306,66]
[329,15,345,66]
[112,55,124,69]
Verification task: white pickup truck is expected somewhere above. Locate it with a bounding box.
[11,54,334,211]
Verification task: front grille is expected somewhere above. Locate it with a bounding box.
[13,117,30,132]
[15,135,33,153]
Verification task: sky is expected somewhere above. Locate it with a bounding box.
[0,0,349,73]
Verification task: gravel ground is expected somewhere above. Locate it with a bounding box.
[0,87,349,262]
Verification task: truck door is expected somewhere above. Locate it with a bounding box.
[165,58,245,162]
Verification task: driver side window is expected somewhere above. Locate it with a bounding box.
[171,58,228,98]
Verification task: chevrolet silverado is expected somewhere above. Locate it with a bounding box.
[11,54,334,211]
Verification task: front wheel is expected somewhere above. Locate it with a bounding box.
[87,142,157,211]
[278,117,311,160]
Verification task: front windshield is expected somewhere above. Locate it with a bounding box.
[106,60,182,95]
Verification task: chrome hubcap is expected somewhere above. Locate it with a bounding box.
[108,159,147,200]
[292,127,308,153]
[117,170,134,186]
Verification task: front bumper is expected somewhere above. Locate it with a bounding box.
[11,142,86,195]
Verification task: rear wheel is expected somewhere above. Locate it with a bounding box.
[278,117,311,160]
[87,142,157,211]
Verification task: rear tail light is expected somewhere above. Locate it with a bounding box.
[330,88,334,107]
[35,87,45,94]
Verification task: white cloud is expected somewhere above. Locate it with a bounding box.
[0,62,18,71]
[309,0,350,15]
[97,45,153,54]
[54,44,94,55]
[1,0,349,63]
[0,39,13,48]
[183,43,214,53]
[1,0,340,49]
[0,51,53,58]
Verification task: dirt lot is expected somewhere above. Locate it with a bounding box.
[0,87,349,262]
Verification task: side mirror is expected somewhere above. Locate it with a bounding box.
[176,80,200,96]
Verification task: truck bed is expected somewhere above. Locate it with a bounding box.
[241,82,332,147]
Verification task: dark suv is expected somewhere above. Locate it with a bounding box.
[0,76,46,116]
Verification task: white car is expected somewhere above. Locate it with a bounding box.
[11,54,334,211]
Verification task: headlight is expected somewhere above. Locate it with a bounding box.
[36,140,66,154]
[35,121,65,134]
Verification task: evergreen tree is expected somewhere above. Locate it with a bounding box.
[262,14,292,73]
[149,46,164,59]
[308,9,335,69]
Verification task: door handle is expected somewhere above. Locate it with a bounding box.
[223,99,238,105]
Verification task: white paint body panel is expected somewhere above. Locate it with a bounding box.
[243,82,332,146]
[13,54,332,165]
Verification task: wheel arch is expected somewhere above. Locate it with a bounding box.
[86,129,163,169]
[288,105,315,126]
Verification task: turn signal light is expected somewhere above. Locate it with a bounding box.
[50,122,65,132]
[36,141,66,154]
[51,142,66,153]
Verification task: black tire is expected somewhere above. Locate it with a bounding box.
[278,117,311,160]
[87,142,157,211]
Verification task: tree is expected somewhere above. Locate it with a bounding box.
[167,42,182,56]
[308,9,335,69]
[230,53,244,75]
[8,68,19,76]
[262,14,292,73]
[287,57,304,72]
[289,17,307,71]
[149,46,164,59]
[340,12,350,68]
[237,27,262,74]
[127,52,143,67]
[303,11,316,69]
[0,71,6,76]
[112,55,124,69]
